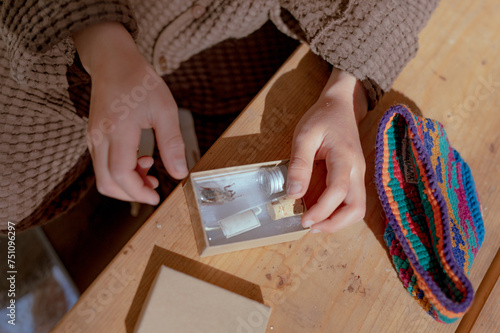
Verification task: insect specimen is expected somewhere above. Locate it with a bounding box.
[199,183,240,205]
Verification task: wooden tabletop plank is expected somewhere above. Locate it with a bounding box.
[471,269,500,332]
[55,0,500,331]
[465,248,500,332]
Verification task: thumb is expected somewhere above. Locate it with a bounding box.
[154,110,189,180]
[287,131,319,199]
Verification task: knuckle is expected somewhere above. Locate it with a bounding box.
[352,202,366,221]
[293,130,310,142]
[163,134,185,151]
[158,91,178,110]
[96,180,114,197]
[356,156,367,174]
[319,221,337,234]
[86,128,104,148]
[109,167,128,184]
[333,181,349,197]
[161,99,178,112]
[359,164,366,176]
[288,155,312,173]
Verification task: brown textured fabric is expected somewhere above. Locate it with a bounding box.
[165,21,299,153]
[165,21,299,117]
[275,0,441,107]
[0,40,89,230]
[0,0,440,231]
[1,0,137,89]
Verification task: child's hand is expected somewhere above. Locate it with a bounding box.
[286,69,368,233]
[73,22,188,205]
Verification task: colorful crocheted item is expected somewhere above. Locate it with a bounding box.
[374,105,484,323]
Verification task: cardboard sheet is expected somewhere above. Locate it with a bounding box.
[135,266,271,332]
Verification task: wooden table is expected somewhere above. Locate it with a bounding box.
[55,0,500,331]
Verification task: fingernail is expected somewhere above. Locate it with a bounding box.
[287,182,302,195]
[175,160,189,175]
[138,158,154,169]
[310,229,322,234]
[148,176,159,189]
[303,220,314,228]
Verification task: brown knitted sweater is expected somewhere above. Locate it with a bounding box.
[0,0,440,231]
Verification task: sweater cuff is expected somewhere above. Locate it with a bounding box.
[308,1,416,109]
[1,0,137,89]
[276,0,440,109]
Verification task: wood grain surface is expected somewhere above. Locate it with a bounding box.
[54,0,500,331]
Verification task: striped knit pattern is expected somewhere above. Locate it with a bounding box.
[375,105,484,323]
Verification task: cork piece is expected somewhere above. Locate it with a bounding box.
[267,197,304,221]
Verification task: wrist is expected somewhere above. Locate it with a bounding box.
[72,22,140,76]
[320,68,368,124]
[352,79,368,123]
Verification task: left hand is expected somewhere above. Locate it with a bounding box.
[286,68,369,233]
[72,22,188,205]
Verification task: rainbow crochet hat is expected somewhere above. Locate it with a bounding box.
[374,105,484,323]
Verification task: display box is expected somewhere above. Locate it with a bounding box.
[184,160,309,257]
[134,265,271,332]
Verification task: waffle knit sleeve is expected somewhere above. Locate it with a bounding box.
[273,0,440,108]
[0,0,138,89]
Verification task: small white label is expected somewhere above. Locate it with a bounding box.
[219,210,261,238]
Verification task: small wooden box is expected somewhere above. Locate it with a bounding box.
[184,160,309,257]
[134,266,271,332]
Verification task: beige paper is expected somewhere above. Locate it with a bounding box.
[135,266,272,333]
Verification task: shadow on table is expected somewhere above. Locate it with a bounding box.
[124,246,265,332]
[192,47,423,253]
[191,49,329,172]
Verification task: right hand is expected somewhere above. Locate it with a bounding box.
[286,69,368,233]
[73,22,188,205]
